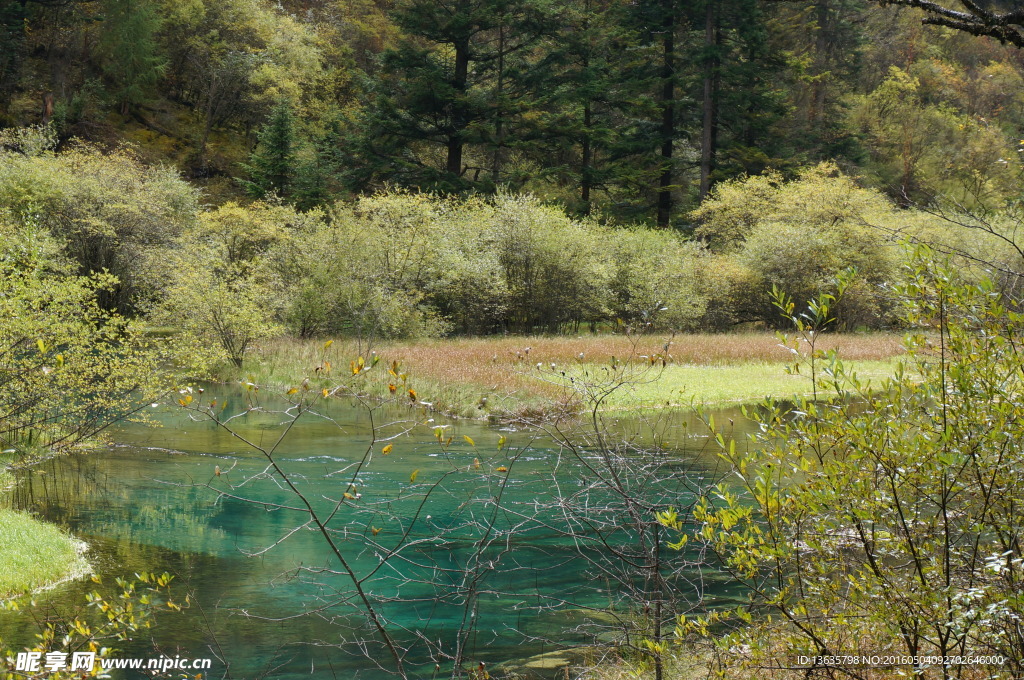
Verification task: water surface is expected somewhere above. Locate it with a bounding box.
[3,387,754,679]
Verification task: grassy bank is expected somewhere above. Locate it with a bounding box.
[0,510,88,598]
[230,332,906,418]
[0,468,89,598]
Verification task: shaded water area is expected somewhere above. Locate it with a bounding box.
[1,387,757,679]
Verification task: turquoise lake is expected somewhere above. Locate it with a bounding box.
[2,387,754,679]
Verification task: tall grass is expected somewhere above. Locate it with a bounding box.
[224,332,906,419]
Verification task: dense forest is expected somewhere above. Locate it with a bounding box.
[2,0,1024,359]
[1,0,1023,223]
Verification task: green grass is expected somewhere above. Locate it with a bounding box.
[0,507,88,598]
[230,333,908,419]
[590,359,903,411]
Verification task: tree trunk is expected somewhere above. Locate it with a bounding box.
[699,0,719,200]
[447,41,471,178]
[581,101,593,214]
[492,24,506,185]
[656,0,675,228]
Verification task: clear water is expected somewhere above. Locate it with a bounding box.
[2,387,754,679]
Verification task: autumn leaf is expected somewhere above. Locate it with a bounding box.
[382,444,393,455]
[410,469,419,483]
[463,435,475,446]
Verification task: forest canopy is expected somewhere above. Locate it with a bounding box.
[0,0,1022,226]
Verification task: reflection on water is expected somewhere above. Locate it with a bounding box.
[2,389,756,679]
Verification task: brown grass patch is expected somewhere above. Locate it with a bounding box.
[248,332,906,419]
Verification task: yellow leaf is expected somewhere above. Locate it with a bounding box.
[408,388,417,402]
[382,444,393,455]
[388,383,397,393]
[463,435,475,447]
[473,458,481,470]
[372,526,382,536]
[497,435,506,451]
[410,469,419,483]
[36,339,46,353]
[287,388,298,395]
[322,388,330,398]
[324,340,334,349]
[496,466,509,473]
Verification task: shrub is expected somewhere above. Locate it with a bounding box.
[685,257,1024,678]
[692,163,900,328]
[0,132,199,313]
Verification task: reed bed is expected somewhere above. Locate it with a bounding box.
[236,332,907,419]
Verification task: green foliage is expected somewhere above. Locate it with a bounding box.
[0,573,185,679]
[240,99,297,199]
[270,191,715,340]
[692,163,900,328]
[685,254,1024,677]
[146,201,303,369]
[99,0,166,113]
[0,134,199,313]
[0,214,176,456]
[848,65,1022,207]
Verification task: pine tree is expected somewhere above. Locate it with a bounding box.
[241,100,297,199]
[345,0,549,193]
[99,0,165,114]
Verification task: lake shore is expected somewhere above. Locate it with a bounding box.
[222,332,907,419]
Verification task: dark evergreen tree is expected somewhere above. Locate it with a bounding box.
[241,100,298,199]
[701,0,791,187]
[344,0,549,193]
[0,0,27,118]
[527,0,642,215]
[99,0,165,114]
[769,0,868,164]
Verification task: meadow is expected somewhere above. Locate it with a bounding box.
[234,332,907,419]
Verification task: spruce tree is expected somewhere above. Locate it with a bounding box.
[241,100,297,200]
[531,0,642,216]
[99,0,165,114]
[346,0,549,193]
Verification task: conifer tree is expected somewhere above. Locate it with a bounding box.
[241,100,297,200]
[346,0,549,193]
[99,0,165,114]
